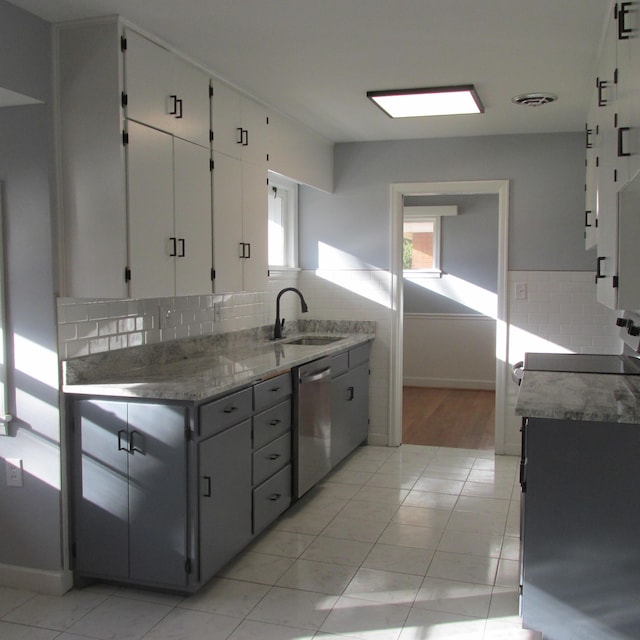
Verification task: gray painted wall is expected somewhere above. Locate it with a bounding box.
[0,0,62,572]
[299,132,592,273]
[403,193,498,314]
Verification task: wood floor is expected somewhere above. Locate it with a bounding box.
[402,386,495,450]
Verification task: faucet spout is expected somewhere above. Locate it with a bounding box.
[273,287,308,340]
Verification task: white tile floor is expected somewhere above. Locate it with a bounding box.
[0,445,543,640]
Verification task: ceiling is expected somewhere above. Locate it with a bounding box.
[8,0,611,143]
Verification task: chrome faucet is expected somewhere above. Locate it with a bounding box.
[273,287,308,339]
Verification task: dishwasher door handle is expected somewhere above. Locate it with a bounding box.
[299,367,331,383]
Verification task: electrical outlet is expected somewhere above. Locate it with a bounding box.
[515,282,528,301]
[6,458,23,487]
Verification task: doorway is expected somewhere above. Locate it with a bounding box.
[388,180,510,453]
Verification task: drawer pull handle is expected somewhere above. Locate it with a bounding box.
[268,493,281,501]
[269,386,280,392]
[347,386,355,401]
[223,406,238,414]
[268,453,281,461]
[117,429,127,451]
[269,419,282,426]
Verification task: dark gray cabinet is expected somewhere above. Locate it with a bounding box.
[74,399,188,588]
[198,418,252,579]
[330,343,370,467]
[520,416,640,639]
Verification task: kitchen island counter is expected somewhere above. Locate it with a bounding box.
[516,369,640,424]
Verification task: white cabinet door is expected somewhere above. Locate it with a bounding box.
[212,151,244,293]
[584,90,599,250]
[170,56,211,148]
[211,81,242,159]
[595,8,620,310]
[617,174,640,310]
[127,121,175,299]
[124,29,175,135]
[174,138,213,295]
[124,28,210,148]
[212,152,268,292]
[241,161,269,292]
[240,97,269,166]
[617,2,640,183]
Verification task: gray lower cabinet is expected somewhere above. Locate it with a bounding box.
[330,343,370,467]
[72,371,294,592]
[74,399,189,588]
[198,418,252,579]
[520,417,640,639]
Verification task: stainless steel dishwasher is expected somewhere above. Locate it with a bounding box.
[293,356,332,498]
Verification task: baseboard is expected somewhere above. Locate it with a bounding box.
[403,377,496,391]
[366,433,389,446]
[0,563,73,595]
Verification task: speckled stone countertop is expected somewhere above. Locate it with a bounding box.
[62,320,375,402]
[516,370,640,423]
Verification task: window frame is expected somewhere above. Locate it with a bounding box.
[402,205,457,279]
[267,172,299,273]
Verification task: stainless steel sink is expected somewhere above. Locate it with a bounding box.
[284,335,343,346]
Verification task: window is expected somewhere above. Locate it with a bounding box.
[267,173,298,270]
[403,205,457,277]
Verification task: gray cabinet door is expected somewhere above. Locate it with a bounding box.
[75,399,188,587]
[199,419,252,580]
[331,362,369,467]
[127,403,188,586]
[75,399,130,579]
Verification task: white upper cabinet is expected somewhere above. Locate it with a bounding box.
[210,80,269,166]
[57,18,213,299]
[127,122,213,299]
[124,28,211,148]
[212,151,268,293]
[591,1,640,310]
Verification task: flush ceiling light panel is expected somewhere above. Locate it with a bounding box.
[367,85,484,118]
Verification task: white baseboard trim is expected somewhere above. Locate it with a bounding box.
[0,563,73,595]
[403,377,496,391]
[501,443,521,456]
[367,433,389,446]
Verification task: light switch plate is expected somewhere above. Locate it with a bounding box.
[6,458,23,487]
[515,282,528,300]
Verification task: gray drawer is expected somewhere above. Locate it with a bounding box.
[253,400,291,449]
[349,342,370,368]
[199,388,253,438]
[330,351,349,377]
[253,373,292,412]
[253,463,292,534]
[253,432,291,486]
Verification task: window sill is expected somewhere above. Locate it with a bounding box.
[403,270,443,279]
[268,267,301,278]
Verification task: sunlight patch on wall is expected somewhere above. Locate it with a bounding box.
[405,272,498,318]
[14,334,58,389]
[316,242,392,308]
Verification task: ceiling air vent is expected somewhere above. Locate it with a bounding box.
[511,93,558,107]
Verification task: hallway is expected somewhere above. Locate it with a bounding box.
[402,387,495,450]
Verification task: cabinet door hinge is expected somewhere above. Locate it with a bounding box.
[124,266,131,282]
[209,84,214,98]
[121,92,128,108]
[613,275,619,288]
[122,130,129,146]
[210,159,214,171]
[209,129,214,142]
[120,35,127,51]
[185,558,192,574]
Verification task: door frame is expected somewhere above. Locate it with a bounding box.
[389,180,510,453]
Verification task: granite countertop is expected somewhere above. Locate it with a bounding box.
[515,370,640,424]
[62,320,375,402]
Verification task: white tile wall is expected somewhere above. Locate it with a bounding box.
[57,274,299,360]
[503,270,621,454]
